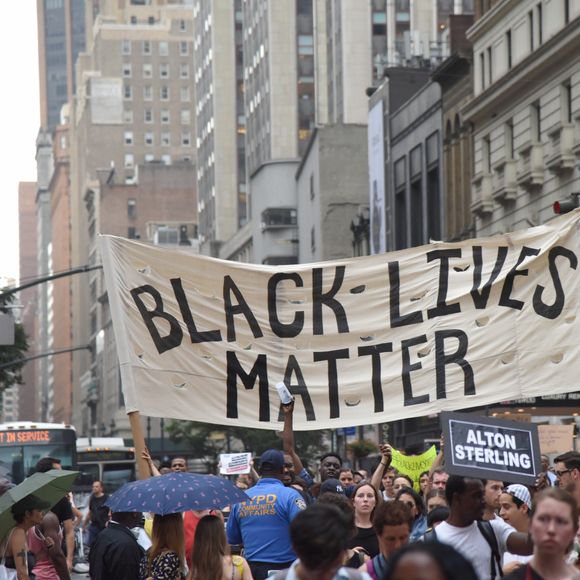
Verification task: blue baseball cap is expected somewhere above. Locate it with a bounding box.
[260,449,285,472]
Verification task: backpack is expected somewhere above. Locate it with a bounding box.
[423,521,503,579]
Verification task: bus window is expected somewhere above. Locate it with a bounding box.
[102,463,136,494]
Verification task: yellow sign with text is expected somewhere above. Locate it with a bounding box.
[391,445,438,491]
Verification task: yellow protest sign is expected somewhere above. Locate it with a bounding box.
[391,445,438,491]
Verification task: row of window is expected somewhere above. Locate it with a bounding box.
[123,108,191,125]
[123,132,192,147]
[122,62,190,79]
[123,85,191,101]
[121,39,190,56]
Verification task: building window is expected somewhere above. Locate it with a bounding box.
[479,52,485,90]
[487,46,492,85]
[145,154,154,162]
[310,173,315,200]
[162,154,172,165]
[531,101,541,142]
[122,39,131,55]
[123,84,132,100]
[122,63,132,77]
[482,135,491,173]
[143,85,152,100]
[161,132,171,146]
[124,154,134,168]
[505,120,514,159]
[124,131,133,146]
[181,132,191,146]
[180,109,191,124]
[180,63,189,78]
[506,30,512,70]
[565,0,570,24]
[159,41,169,56]
[161,86,169,100]
[160,63,169,78]
[144,108,153,123]
[537,2,543,45]
[310,227,315,253]
[180,86,190,101]
[161,109,170,123]
[128,198,136,219]
[145,132,154,146]
[143,40,151,55]
[180,41,189,56]
[180,19,186,31]
[123,109,133,123]
[128,227,138,239]
[143,63,152,78]
[528,10,534,51]
[562,81,572,123]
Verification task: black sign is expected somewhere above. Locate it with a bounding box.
[441,411,541,486]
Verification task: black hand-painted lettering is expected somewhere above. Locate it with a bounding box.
[427,249,462,319]
[226,351,269,421]
[389,261,423,328]
[280,356,316,421]
[130,285,182,354]
[223,275,264,342]
[401,335,429,406]
[313,349,350,419]
[435,329,475,399]
[267,273,305,338]
[312,266,349,335]
[171,278,222,343]
[471,246,508,309]
[358,343,393,412]
[533,246,578,319]
[499,246,540,310]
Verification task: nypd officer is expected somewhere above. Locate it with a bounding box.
[227,449,307,580]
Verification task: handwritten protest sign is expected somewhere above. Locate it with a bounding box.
[99,211,580,430]
[219,452,252,475]
[391,446,437,491]
[442,411,541,485]
[538,424,574,454]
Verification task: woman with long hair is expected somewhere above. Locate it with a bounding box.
[347,481,382,558]
[395,487,427,542]
[188,515,252,580]
[503,487,580,580]
[140,513,186,580]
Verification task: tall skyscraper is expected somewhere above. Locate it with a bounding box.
[37,0,86,132]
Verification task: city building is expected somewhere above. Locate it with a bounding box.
[193,0,246,256]
[297,124,370,262]
[464,0,580,235]
[17,182,39,421]
[69,1,197,434]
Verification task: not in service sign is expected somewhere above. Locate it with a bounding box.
[442,411,541,485]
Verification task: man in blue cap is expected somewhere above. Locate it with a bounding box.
[227,448,307,580]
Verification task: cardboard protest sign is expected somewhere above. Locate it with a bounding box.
[99,211,580,430]
[391,446,437,491]
[442,411,541,485]
[538,424,574,454]
[219,452,252,475]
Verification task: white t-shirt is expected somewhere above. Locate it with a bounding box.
[433,519,515,580]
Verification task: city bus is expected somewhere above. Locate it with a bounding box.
[0,422,77,484]
[75,437,136,497]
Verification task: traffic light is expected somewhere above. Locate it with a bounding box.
[553,193,580,214]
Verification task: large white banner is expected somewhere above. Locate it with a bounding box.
[99,211,580,430]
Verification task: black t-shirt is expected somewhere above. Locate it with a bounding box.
[51,495,73,524]
[347,526,380,558]
[89,494,110,529]
[503,564,544,580]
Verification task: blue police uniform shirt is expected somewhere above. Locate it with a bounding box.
[226,477,307,563]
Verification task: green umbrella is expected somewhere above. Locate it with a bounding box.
[0,469,79,541]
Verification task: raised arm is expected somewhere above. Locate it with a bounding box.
[141,447,161,477]
[370,444,392,492]
[282,401,304,474]
[428,435,445,480]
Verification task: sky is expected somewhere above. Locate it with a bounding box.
[0,3,40,283]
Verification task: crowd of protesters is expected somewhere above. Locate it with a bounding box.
[3,404,580,580]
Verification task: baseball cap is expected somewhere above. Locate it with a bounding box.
[504,484,532,510]
[259,449,284,472]
[319,478,346,495]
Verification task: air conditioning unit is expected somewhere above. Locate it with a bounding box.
[154,226,179,245]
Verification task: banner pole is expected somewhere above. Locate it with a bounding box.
[129,411,150,480]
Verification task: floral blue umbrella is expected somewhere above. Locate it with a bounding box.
[105,472,249,515]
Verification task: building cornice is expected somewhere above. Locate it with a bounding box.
[463,18,580,124]
[466,0,521,43]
